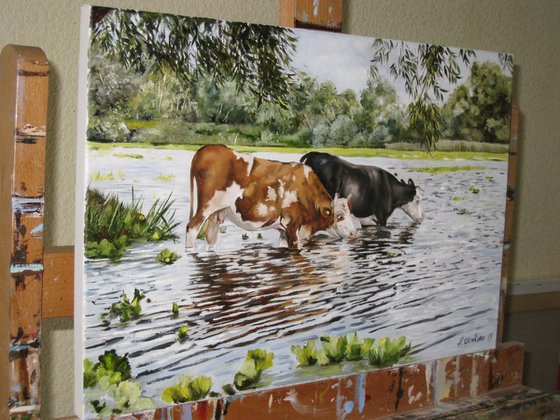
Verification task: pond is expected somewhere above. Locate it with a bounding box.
[83,146,507,404]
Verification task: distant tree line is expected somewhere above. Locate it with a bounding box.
[88,8,513,150]
[89,54,512,149]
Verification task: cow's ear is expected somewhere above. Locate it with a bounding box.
[408,178,415,186]
[321,206,332,217]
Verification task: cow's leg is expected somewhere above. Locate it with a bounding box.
[278,230,289,248]
[358,216,379,227]
[186,212,206,250]
[284,224,300,250]
[205,209,228,247]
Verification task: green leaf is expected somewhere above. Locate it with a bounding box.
[290,340,318,366]
[222,383,236,395]
[115,381,142,409]
[98,238,114,257]
[83,358,98,388]
[172,302,179,317]
[189,376,212,400]
[156,248,180,264]
[97,349,132,381]
[233,349,274,390]
[162,375,212,403]
[177,325,189,340]
[320,335,347,364]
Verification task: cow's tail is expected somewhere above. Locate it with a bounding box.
[188,165,195,221]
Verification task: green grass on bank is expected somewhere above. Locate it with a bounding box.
[408,165,486,173]
[89,141,507,162]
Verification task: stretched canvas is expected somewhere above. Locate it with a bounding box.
[75,6,513,417]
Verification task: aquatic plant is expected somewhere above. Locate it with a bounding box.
[367,336,412,368]
[83,349,132,389]
[345,332,375,361]
[85,236,128,261]
[85,188,179,260]
[83,350,153,416]
[468,184,480,194]
[113,152,144,159]
[161,375,213,404]
[232,349,274,390]
[291,334,411,369]
[290,340,318,367]
[155,173,176,182]
[319,335,348,365]
[156,248,180,264]
[177,325,189,341]
[108,289,145,322]
[91,170,115,181]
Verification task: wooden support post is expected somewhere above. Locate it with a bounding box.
[280,0,343,31]
[497,102,519,343]
[0,45,49,419]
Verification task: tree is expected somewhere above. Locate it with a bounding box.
[444,62,512,143]
[355,79,406,146]
[90,7,298,106]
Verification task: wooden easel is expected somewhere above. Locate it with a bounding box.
[4,1,552,419]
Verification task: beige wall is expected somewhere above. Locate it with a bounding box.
[1,1,559,418]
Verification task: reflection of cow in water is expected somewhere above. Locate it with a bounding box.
[300,152,424,227]
[186,145,356,250]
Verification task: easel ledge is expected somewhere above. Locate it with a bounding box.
[1,1,532,418]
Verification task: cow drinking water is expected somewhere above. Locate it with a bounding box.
[300,152,424,227]
[186,145,356,250]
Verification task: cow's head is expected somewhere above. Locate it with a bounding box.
[401,179,424,223]
[321,195,357,239]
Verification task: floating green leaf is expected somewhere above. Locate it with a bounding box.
[345,333,375,361]
[368,336,412,368]
[290,340,318,366]
[109,289,145,322]
[156,248,180,264]
[177,325,189,340]
[468,184,480,194]
[161,375,212,403]
[319,335,347,365]
[83,349,131,389]
[171,302,179,318]
[233,349,274,390]
[222,383,236,396]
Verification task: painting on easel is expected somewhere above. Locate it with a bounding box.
[75,6,513,417]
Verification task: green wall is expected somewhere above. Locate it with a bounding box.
[2,1,559,417]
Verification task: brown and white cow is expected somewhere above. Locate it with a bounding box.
[186,145,356,250]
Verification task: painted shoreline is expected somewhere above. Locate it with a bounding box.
[88,141,508,162]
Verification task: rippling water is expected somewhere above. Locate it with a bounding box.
[83,147,507,404]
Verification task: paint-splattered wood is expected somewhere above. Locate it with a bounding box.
[0,44,48,420]
[61,342,522,419]
[280,0,343,31]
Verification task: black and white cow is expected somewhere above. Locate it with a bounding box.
[300,152,424,227]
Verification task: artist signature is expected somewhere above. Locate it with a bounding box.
[457,331,494,347]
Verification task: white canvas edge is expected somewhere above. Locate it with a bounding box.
[74,4,91,419]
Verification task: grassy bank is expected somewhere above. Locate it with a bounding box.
[89,141,508,162]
